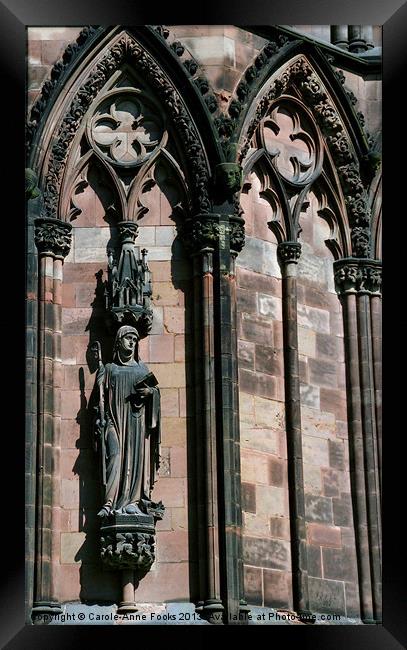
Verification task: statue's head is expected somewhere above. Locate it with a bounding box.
[113,325,140,363]
[214,163,242,197]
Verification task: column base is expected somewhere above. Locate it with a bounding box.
[201,599,224,624]
[32,601,63,623]
[117,602,138,614]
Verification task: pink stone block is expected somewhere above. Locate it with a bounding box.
[149,334,175,363]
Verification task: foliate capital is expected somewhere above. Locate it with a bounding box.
[34,218,72,258]
[178,215,221,254]
[333,258,382,296]
[277,241,302,265]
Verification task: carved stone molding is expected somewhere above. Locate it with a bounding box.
[224,34,292,138]
[239,57,373,258]
[100,512,158,572]
[34,218,72,258]
[26,26,99,152]
[40,32,211,221]
[334,258,382,295]
[26,168,40,201]
[277,241,302,265]
[229,217,245,253]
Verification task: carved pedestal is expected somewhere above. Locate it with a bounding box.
[100,512,159,613]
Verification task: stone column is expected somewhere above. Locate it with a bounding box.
[185,217,223,623]
[214,214,249,624]
[32,217,72,621]
[331,26,349,49]
[334,257,382,623]
[277,241,310,617]
[349,26,369,53]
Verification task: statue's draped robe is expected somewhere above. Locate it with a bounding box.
[102,360,160,511]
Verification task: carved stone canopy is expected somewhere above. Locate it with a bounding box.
[105,221,153,337]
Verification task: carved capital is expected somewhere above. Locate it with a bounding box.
[229,217,245,253]
[334,258,382,296]
[179,215,220,254]
[34,218,72,258]
[277,241,302,265]
[118,221,139,244]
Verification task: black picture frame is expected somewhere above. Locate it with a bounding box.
[1,0,401,647]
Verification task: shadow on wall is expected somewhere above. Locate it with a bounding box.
[72,268,120,603]
[69,171,201,604]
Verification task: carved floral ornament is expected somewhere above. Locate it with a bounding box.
[40,32,211,223]
[333,258,382,295]
[239,56,374,258]
[34,217,72,258]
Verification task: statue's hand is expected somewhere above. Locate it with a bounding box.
[135,387,153,398]
[94,417,104,437]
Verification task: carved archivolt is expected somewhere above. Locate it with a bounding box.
[39,31,211,225]
[238,56,373,258]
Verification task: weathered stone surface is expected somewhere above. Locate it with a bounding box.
[240,313,273,345]
[332,495,353,527]
[328,439,346,470]
[240,425,279,455]
[303,465,322,495]
[322,547,357,582]
[237,267,281,295]
[241,450,270,485]
[243,512,270,536]
[243,565,263,606]
[263,569,290,609]
[302,436,329,468]
[254,396,285,429]
[297,304,330,334]
[237,237,280,278]
[242,482,256,513]
[238,340,255,369]
[301,406,336,439]
[322,468,341,497]
[305,495,333,524]
[156,530,189,563]
[60,532,86,564]
[237,288,257,313]
[255,345,283,376]
[269,516,290,540]
[308,577,346,615]
[243,536,291,571]
[257,294,282,320]
[309,358,338,389]
[320,388,347,420]
[345,581,361,619]
[268,458,285,487]
[307,523,341,547]
[300,383,320,409]
[256,485,287,517]
[298,326,316,358]
[307,544,322,578]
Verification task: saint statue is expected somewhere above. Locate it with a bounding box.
[93,325,161,518]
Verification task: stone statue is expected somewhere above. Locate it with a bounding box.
[93,325,161,519]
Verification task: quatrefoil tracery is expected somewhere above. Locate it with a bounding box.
[88,88,166,168]
[258,99,323,187]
